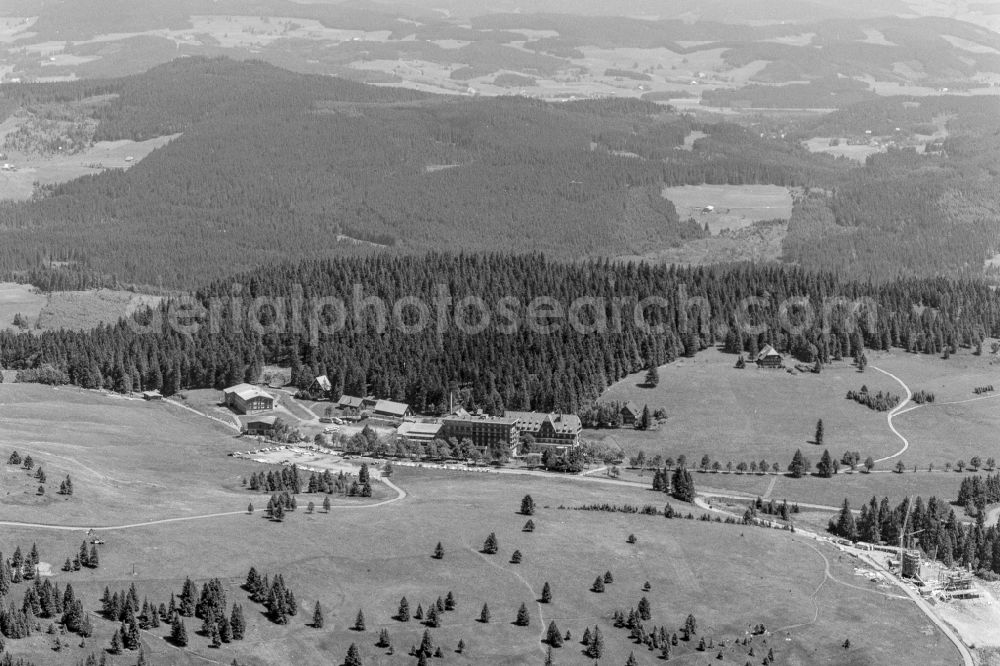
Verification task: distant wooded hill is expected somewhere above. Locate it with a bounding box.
[0,57,843,287]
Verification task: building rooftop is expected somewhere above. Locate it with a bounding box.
[374,399,410,417]
[224,383,272,401]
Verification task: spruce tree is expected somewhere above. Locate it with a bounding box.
[592,576,605,593]
[815,419,824,446]
[788,449,808,478]
[344,643,362,666]
[482,532,499,554]
[836,499,857,540]
[520,494,536,516]
[546,621,563,646]
[817,449,833,478]
[354,609,366,631]
[645,365,659,387]
[312,601,323,628]
[515,602,530,626]
[479,602,490,623]
[540,581,552,603]
[397,597,410,622]
[171,615,188,647]
[433,542,444,559]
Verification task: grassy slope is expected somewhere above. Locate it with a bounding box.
[0,466,961,666]
[594,346,1000,470]
[591,347,902,465]
[0,384,379,526]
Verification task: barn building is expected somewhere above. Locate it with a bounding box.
[620,401,641,426]
[223,384,275,414]
[755,345,784,369]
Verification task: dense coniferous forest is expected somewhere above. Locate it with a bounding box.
[829,492,1000,576]
[0,56,847,287]
[1,255,999,413]
[2,58,999,287]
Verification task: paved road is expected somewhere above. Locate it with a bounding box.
[869,365,913,463]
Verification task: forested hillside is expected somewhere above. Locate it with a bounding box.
[0,57,847,287]
[783,96,1000,282]
[2,255,997,413]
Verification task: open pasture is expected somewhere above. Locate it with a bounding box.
[0,133,178,202]
[700,468,982,510]
[801,137,884,163]
[0,282,47,331]
[0,466,962,666]
[0,384,378,527]
[661,184,793,234]
[36,288,162,331]
[590,348,902,467]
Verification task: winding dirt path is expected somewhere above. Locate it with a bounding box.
[0,476,407,532]
[869,365,913,463]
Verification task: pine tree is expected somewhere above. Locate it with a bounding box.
[645,365,659,387]
[637,596,651,621]
[815,419,824,446]
[479,602,490,623]
[397,597,410,622]
[171,615,188,647]
[817,449,833,478]
[482,532,499,554]
[540,581,552,603]
[354,609,366,631]
[344,643,362,666]
[444,591,455,611]
[546,620,563,646]
[109,628,123,654]
[836,499,857,540]
[626,651,638,666]
[586,626,604,658]
[312,601,324,628]
[640,404,651,430]
[456,638,465,654]
[433,542,444,559]
[592,576,605,593]
[230,604,245,640]
[510,549,522,564]
[520,494,536,515]
[788,449,808,478]
[515,602,530,626]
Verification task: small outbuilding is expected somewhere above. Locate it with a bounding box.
[141,390,163,401]
[245,415,277,437]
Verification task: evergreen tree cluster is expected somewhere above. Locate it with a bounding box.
[2,544,43,588]
[829,493,1000,574]
[3,258,1000,414]
[670,466,696,503]
[247,465,302,494]
[245,567,296,625]
[957,473,1000,515]
[846,385,901,412]
[911,389,936,404]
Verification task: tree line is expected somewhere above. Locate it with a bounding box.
[4,256,1000,415]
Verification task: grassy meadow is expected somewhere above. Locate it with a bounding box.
[592,346,1000,472]
[0,465,962,666]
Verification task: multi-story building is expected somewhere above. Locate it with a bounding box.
[440,414,519,455]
